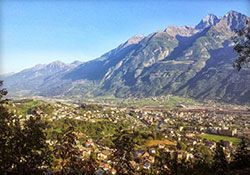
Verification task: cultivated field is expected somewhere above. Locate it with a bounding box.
[200,134,241,144]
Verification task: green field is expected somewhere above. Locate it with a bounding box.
[201,134,241,144]
[124,96,200,108]
[11,99,55,116]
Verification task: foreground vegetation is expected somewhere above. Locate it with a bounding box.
[0,82,250,175]
[1,103,249,174]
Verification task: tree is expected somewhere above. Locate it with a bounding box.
[111,129,137,174]
[0,81,21,174]
[0,80,7,101]
[213,143,228,175]
[0,103,21,174]
[11,115,52,175]
[0,81,51,175]
[177,141,187,151]
[232,20,250,71]
[231,137,250,169]
[183,145,212,175]
[53,127,83,175]
[153,150,171,175]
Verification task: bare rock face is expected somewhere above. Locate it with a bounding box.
[118,35,145,50]
[164,25,198,37]
[195,14,220,30]
[214,10,248,31]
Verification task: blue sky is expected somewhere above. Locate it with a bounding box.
[1,0,250,74]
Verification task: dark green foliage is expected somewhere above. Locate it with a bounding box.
[79,103,103,111]
[0,107,52,175]
[177,141,187,151]
[111,129,137,174]
[212,143,228,174]
[232,20,250,71]
[0,80,7,101]
[46,117,132,145]
[52,127,83,175]
[154,151,172,174]
[0,105,20,174]
[231,137,250,169]
[0,82,51,175]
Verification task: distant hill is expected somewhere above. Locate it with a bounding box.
[0,72,15,79]
[3,61,82,97]
[3,11,250,104]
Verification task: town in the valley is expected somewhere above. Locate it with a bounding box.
[4,95,249,174]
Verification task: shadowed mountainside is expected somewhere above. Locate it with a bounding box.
[3,11,250,104]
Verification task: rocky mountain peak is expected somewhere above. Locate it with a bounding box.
[195,13,220,30]
[44,61,69,70]
[215,10,249,31]
[118,35,145,50]
[49,60,66,66]
[226,10,240,17]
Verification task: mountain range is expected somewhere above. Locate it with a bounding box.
[2,10,250,104]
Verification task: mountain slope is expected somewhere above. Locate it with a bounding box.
[88,10,249,104]
[3,10,250,104]
[3,61,82,97]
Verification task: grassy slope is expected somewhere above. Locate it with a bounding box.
[124,96,200,108]
[145,139,176,147]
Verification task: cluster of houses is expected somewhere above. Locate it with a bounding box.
[130,107,249,138]
[9,99,249,173]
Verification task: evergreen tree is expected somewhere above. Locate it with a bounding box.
[0,81,7,101]
[213,143,228,175]
[53,127,83,174]
[231,137,250,169]
[0,81,51,175]
[12,115,52,175]
[153,150,171,174]
[111,129,136,174]
[232,20,250,71]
